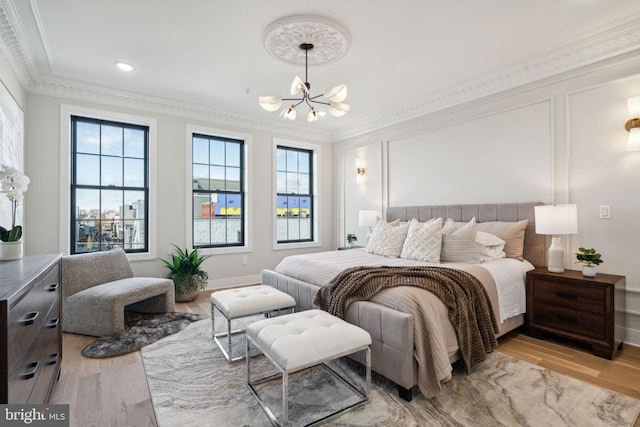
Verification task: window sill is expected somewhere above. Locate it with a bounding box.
[273,241,322,251]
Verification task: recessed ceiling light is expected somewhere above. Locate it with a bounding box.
[115,62,134,72]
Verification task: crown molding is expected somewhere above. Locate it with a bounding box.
[1,1,639,143]
[332,17,640,142]
[0,0,36,87]
[27,76,333,142]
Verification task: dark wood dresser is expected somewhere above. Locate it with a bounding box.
[526,267,626,359]
[0,253,62,403]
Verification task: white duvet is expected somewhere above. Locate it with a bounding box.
[274,248,533,323]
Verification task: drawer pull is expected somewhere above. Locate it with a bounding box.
[556,315,578,325]
[47,318,60,328]
[556,292,578,300]
[46,353,60,366]
[22,361,39,380]
[21,311,39,325]
[46,283,59,292]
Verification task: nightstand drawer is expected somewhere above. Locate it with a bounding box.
[533,279,605,314]
[533,301,605,340]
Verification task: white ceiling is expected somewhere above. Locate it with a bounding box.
[7,1,640,136]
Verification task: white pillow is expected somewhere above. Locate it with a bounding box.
[474,220,528,260]
[400,217,443,263]
[365,220,409,258]
[475,230,506,262]
[441,217,481,264]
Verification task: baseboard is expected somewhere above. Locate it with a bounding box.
[206,274,261,290]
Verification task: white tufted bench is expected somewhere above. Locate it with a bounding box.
[211,285,296,362]
[246,309,371,426]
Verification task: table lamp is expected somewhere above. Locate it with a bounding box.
[534,204,578,273]
[358,210,379,240]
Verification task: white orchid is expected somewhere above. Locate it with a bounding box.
[0,164,30,242]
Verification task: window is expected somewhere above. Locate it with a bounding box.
[276,146,313,243]
[192,134,244,248]
[70,116,149,254]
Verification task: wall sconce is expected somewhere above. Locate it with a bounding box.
[626,96,640,151]
[355,158,365,184]
[356,158,365,176]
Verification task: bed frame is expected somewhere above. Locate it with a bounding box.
[261,202,544,401]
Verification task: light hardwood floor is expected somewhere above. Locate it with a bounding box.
[51,290,640,427]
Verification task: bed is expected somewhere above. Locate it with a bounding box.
[261,202,546,400]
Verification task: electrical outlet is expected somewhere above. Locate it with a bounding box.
[599,205,611,219]
[242,256,248,265]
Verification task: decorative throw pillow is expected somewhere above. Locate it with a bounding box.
[475,230,506,262]
[365,220,409,258]
[400,217,443,263]
[442,217,459,234]
[441,217,481,264]
[474,220,528,260]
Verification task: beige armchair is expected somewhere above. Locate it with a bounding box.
[61,248,175,336]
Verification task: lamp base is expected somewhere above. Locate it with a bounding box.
[547,237,565,273]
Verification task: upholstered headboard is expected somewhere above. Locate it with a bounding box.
[385,202,546,267]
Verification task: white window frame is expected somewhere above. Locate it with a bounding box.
[186,124,252,255]
[59,104,158,261]
[272,137,321,250]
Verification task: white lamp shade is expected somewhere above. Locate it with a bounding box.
[307,108,318,122]
[534,204,578,235]
[290,76,308,96]
[358,210,379,227]
[282,106,296,120]
[328,101,350,117]
[324,84,347,102]
[258,96,282,112]
[628,96,640,118]
[629,127,640,151]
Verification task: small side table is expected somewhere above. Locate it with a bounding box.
[338,245,363,250]
[526,267,626,359]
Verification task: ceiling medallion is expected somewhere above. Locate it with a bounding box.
[262,15,351,66]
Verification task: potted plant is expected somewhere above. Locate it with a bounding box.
[160,245,210,302]
[346,233,358,248]
[0,164,30,260]
[575,247,603,277]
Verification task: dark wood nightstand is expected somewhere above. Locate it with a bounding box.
[526,267,626,359]
[338,245,363,250]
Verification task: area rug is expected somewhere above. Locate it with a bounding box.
[141,318,640,426]
[81,311,207,358]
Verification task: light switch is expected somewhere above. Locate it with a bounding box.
[599,205,611,219]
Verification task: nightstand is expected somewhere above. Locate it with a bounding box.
[526,267,626,359]
[338,245,363,250]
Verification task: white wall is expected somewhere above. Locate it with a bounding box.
[0,50,26,243]
[336,52,640,345]
[568,76,640,344]
[387,100,552,205]
[22,92,335,287]
[339,142,384,245]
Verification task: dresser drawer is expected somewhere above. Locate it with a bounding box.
[27,310,62,404]
[7,339,43,403]
[533,279,605,314]
[0,254,63,404]
[7,302,61,404]
[533,301,606,340]
[7,266,60,372]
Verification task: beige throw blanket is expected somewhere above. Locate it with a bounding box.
[314,266,499,378]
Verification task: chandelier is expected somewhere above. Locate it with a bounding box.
[258,43,350,122]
